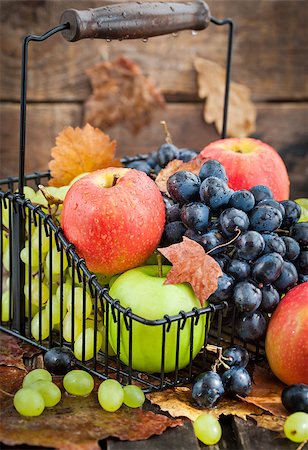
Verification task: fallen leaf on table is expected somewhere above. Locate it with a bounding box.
[85,56,165,133]
[0,333,36,371]
[194,57,256,137]
[49,123,121,187]
[155,157,204,194]
[0,392,183,450]
[159,237,223,306]
[0,366,25,400]
[250,414,286,433]
[241,365,288,417]
[147,386,263,422]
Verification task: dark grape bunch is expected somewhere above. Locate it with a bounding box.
[125,145,198,177]
[161,159,308,343]
[192,345,252,407]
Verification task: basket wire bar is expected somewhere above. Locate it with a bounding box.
[0,5,243,392]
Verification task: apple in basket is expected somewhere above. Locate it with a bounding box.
[61,168,166,276]
[108,265,206,373]
[199,138,290,201]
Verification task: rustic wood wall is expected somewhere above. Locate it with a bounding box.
[0,0,307,198]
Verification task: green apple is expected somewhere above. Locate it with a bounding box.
[109,265,206,373]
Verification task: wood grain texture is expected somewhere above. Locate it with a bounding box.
[1,102,307,198]
[0,0,307,102]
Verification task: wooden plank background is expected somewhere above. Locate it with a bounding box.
[0,0,307,198]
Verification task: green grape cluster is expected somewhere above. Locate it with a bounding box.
[13,367,145,418]
[98,379,145,412]
[2,182,114,363]
[14,368,61,417]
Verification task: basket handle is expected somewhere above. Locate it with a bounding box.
[60,1,211,42]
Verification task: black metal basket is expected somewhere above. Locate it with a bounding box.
[0,1,254,393]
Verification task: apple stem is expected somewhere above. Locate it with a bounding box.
[206,227,241,256]
[160,120,173,145]
[112,174,120,187]
[156,251,163,277]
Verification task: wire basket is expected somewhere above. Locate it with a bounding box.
[0,1,263,393]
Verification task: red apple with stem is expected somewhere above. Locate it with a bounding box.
[265,282,308,385]
[61,167,165,276]
[199,138,290,201]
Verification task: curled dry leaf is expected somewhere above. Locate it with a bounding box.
[159,237,223,306]
[85,56,165,133]
[194,57,256,138]
[48,123,121,187]
[241,365,288,418]
[147,386,263,422]
[155,157,204,194]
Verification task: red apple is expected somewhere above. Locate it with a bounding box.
[199,138,290,201]
[61,167,165,276]
[265,282,308,385]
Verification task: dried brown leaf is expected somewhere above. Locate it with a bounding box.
[0,393,183,450]
[0,333,27,371]
[147,386,263,422]
[241,365,288,417]
[85,56,165,133]
[48,123,121,187]
[194,57,256,137]
[155,157,204,194]
[250,414,286,433]
[159,237,223,306]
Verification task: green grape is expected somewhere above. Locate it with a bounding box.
[55,282,71,311]
[296,198,308,223]
[1,203,9,229]
[32,227,49,254]
[98,322,116,356]
[45,295,64,326]
[23,368,52,387]
[74,328,103,361]
[67,287,93,320]
[15,186,36,202]
[98,379,124,412]
[63,312,83,342]
[13,388,45,416]
[24,278,49,306]
[31,310,50,341]
[63,370,94,396]
[3,246,10,271]
[193,414,222,446]
[57,185,70,200]
[284,412,308,443]
[1,229,9,254]
[1,290,11,322]
[45,248,68,277]
[24,301,39,318]
[123,385,145,408]
[31,380,61,407]
[20,246,40,272]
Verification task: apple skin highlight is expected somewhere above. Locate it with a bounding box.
[199,138,290,201]
[265,282,308,385]
[61,167,166,276]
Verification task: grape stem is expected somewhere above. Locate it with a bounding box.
[206,344,230,372]
[160,121,173,145]
[206,227,241,255]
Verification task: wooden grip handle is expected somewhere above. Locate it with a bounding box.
[60,1,211,42]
